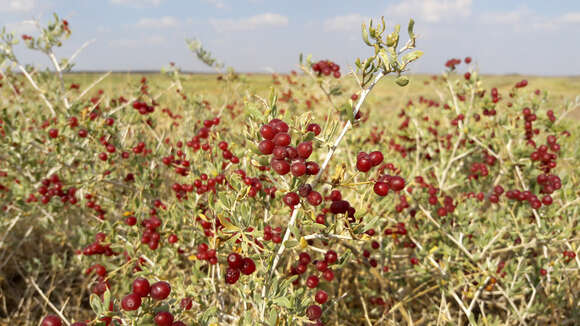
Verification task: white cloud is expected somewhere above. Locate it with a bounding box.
[0,0,35,12]
[202,0,227,9]
[135,16,180,28]
[3,20,36,34]
[210,13,288,32]
[323,14,369,32]
[480,6,561,31]
[110,0,164,7]
[386,0,472,23]
[560,12,580,24]
[109,34,165,48]
[480,6,532,25]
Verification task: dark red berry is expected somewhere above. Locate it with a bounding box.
[121,293,142,311]
[225,267,241,284]
[41,315,62,326]
[283,192,300,207]
[315,290,328,304]
[132,277,150,297]
[240,257,256,275]
[227,253,243,269]
[306,305,322,321]
[306,275,319,288]
[154,311,174,326]
[297,142,313,159]
[260,124,276,140]
[150,281,171,300]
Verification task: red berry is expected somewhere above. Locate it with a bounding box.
[306,123,321,136]
[299,252,311,265]
[273,133,291,147]
[227,253,243,269]
[271,159,290,175]
[297,142,313,159]
[291,162,307,177]
[373,182,389,196]
[283,192,300,207]
[121,293,142,311]
[306,161,320,175]
[259,140,275,154]
[225,267,241,284]
[41,315,62,326]
[307,191,322,206]
[260,124,276,140]
[325,250,338,264]
[322,269,334,281]
[270,119,289,133]
[389,176,405,191]
[154,311,174,326]
[540,268,547,276]
[132,277,150,297]
[150,281,171,300]
[315,290,328,304]
[48,129,59,139]
[240,257,256,275]
[356,156,372,172]
[306,275,319,288]
[316,260,328,271]
[368,151,383,166]
[306,305,322,321]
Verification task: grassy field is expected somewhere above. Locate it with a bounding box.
[64,72,580,118]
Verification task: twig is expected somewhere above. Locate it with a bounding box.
[312,71,385,187]
[17,65,56,116]
[28,277,71,326]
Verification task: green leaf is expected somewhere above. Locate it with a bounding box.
[285,240,298,248]
[378,50,391,72]
[395,76,409,87]
[268,309,278,326]
[273,296,291,308]
[89,294,103,314]
[408,18,415,40]
[401,50,423,65]
[361,23,372,46]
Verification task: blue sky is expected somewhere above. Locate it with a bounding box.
[1,0,580,75]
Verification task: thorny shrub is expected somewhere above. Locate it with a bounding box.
[0,13,579,326]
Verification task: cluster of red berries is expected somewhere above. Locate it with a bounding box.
[195,243,217,264]
[530,138,559,173]
[138,211,166,250]
[30,174,78,205]
[444,58,462,70]
[195,213,224,237]
[225,253,256,284]
[515,79,528,88]
[119,278,184,326]
[356,151,384,172]
[259,119,319,176]
[536,173,561,196]
[373,174,405,197]
[562,250,577,263]
[132,101,155,115]
[288,250,338,323]
[522,107,538,143]
[263,225,283,243]
[326,190,356,222]
[82,232,115,256]
[547,109,556,122]
[504,189,551,209]
[236,169,276,198]
[311,60,341,78]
